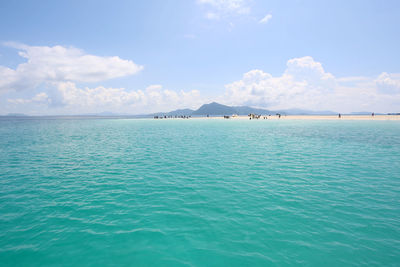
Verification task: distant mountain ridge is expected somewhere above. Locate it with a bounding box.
[4,113,29,117]
[165,102,337,116]
[149,108,195,117]
[192,102,237,115]
[151,102,337,116]
[192,102,276,115]
[232,106,275,115]
[3,105,389,117]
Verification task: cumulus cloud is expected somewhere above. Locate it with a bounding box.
[8,92,51,105]
[375,72,400,94]
[7,82,205,114]
[0,43,143,93]
[221,56,400,113]
[52,82,203,114]
[1,43,208,114]
[222,56,335,107]
[259,13,272,24]
[4,47,400,114]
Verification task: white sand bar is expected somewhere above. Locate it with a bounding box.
[188,115,400,120]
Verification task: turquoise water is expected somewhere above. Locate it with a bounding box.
[1,117,400,266]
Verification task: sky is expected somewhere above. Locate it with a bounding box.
[0,0,400,115]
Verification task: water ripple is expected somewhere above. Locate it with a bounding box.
[0,118,399,266]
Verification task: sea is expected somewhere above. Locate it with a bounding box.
[0,117,399,266]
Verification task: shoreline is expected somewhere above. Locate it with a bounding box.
[1,114,399,121]
[186,115,400,120]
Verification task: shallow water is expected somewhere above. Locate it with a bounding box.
[1,117,399,266]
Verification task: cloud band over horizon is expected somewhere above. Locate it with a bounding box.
[1,43,400,115]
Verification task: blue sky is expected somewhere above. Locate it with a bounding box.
[1,0,400,114]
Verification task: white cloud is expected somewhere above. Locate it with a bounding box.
[336,76,370,83]
[8,92,51,105]
[205,12,220,20]
[259,13,272,24]
[1,43,208,114]
[0,43,143,93]
[375,72,400,94]
[285,56,336,91]
[198,0,250,19]
[53,82,204,114]
[4,45,400,114]
[7,82,205,114]
[198,0,249,12]
[221,56,400,113]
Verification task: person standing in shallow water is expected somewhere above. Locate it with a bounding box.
[338,113,341,118]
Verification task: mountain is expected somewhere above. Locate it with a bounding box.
[350,111,380,115]
[233,106,275,115]
[5,113,28,117]
[192,102,237,115]
[191,102,275,115]
[147,102,338,116]
[166,108,195,116]
[149,108,194,117]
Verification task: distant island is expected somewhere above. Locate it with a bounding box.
[149,102,338,117]
[3,113,29,117]
[2,103,392,117]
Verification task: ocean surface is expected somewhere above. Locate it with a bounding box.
[0,117,399,266]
